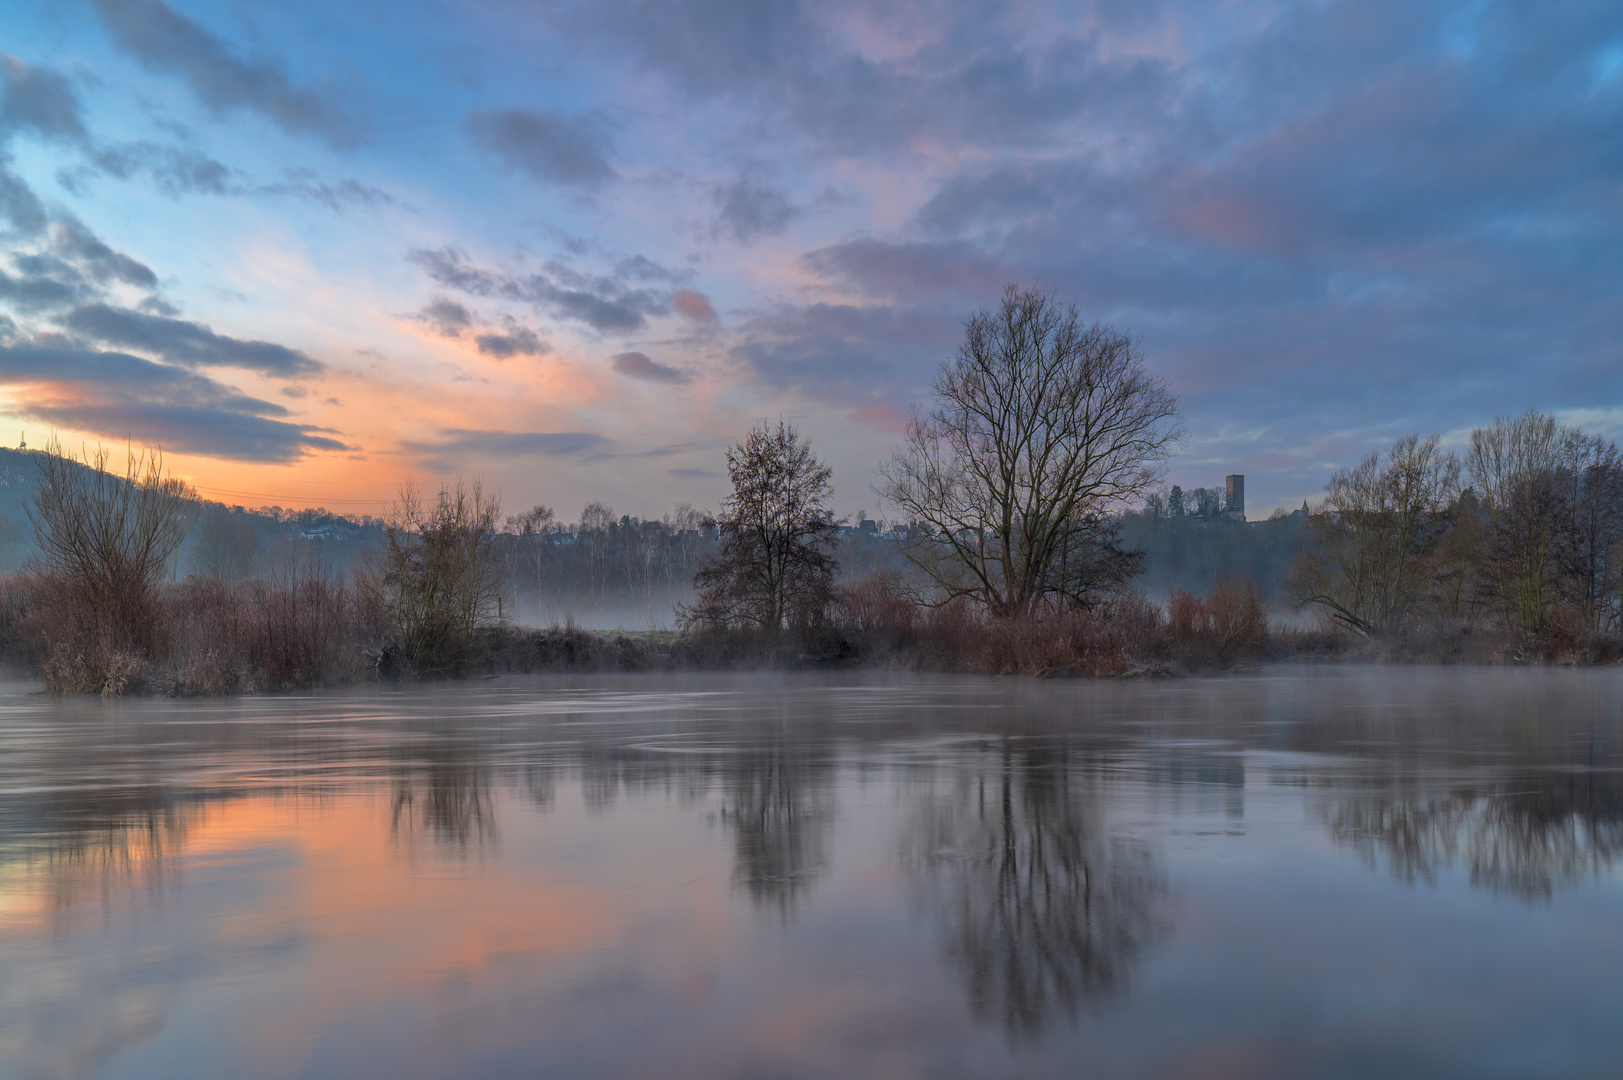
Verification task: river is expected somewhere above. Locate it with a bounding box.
[1,666,1620,1078]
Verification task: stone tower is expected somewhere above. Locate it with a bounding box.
[1225,474,1245,520]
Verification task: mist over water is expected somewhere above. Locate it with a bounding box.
[2,667,1622,1078]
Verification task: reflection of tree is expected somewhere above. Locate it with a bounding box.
[1324,771,1623,900]
[390,742,496,850]
[719,743,834,914]
[908,745,1169,1037]
[0,785,252,908]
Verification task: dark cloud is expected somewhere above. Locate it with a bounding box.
[408,246,672,333]
[53,221,158,287]
[730,301,958,403]
[416,297,473,337]
[713,176,797,241]
[613,254,692,286]
[59,303,321,377]
[83,141,234,196]
[412,296,549,356]
[403,428,611,470]
[476,322,549,358]
[611,350,690,383]
[0,215,159,312]
[802,237,1007,301]
[0,56,87,144]
[0,266,86,313]
[0,163,48,237]
[262,170,392,210]
[543,0,1177,155]
[0,341,345,461]
[68,141,391,212]
[465,108,614,188]
[667,467,718,478]
[90,0,359,148]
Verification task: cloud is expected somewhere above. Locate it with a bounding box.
[465,108,615,188]
[409,246,672,333]
[416,296,473,337]
[713,176,798,242]
[0,163,48,237]
[613,254,692,286]
[851,404,909,433]
[0,56,88,144]
[476,324,549,358]
[52,221,158,287]
[671,289,718,323]
[731,301,959,402]
[802,237,1007,301]
[81,141,235,196]
[412,297,548,356]
[611,350,690,384]
[403,428,611,470]
[0,220,157,317]
[90,0,359,147]
[71,143,392,210]
[544,0,1178,156]
[59,303,321,376]
[0,341,345,460]
[0,266,86,313]
[667,467,718,479]
[256,170,393,210]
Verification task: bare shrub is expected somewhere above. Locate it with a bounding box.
[26,440,192,694]
[834,572,919,647]
[1168,579,1266,667]
[363,480,503,677]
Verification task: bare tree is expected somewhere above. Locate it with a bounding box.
[27,439,192,664]
[367,480,502,676]
[1467,412,1570,636]
[578,501,615,604]
[1291,433,1460,635]
[503,503,555,600]
[1551,434,1623,634]
[685,419,839,632]
[879,285,1180,617]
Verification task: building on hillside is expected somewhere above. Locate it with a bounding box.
[1225,474,1245,521]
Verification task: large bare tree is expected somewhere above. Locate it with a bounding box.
[879,285,1180,617]
[686,419,839,632]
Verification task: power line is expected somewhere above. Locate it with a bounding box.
[189,484,392,506]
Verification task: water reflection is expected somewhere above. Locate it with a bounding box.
[2,669,1623,1077]
[390,740,497,850]
[718,740,834,913]
[907,744,1170,1036]
[1323,771,1623,900]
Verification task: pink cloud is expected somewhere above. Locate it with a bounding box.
[852,404,910,433]
[671,289,718,323]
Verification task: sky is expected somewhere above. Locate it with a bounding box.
[1,0,1620,521]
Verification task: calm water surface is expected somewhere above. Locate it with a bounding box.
[2,666,1621,1079]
